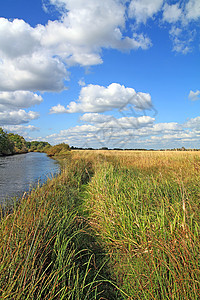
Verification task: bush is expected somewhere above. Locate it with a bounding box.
[46,143,70,156]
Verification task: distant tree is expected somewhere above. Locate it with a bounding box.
[8,133,28,153]
[26,141,51,152]
[0,128,14,155]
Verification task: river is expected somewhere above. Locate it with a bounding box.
[0,152,60,204]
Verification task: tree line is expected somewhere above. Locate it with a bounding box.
[0,127,70,156]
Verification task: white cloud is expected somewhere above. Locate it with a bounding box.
[169,26,194,54]
[0,18,41,59]
[128,0,164,24]
[161,1,200,54]
[43,114,200,149]
[49,104,68,114]
[41,0,151,66]
[0,91,43,111]
[0,90,42,126]
[185,116,200,129]
[0,18,68,92]
[80,113,113,123]
[162,3,183,23]
[188,90,200,101]
[1,1,199,96]
[0,110,39,125]
[2,124,40,140]
[152,122,183,132]
[78,78,86,86]
[3,125,40,136]
[64,83,153,113]
[4,125,40,132]
[162,0,200,25]
[0,1,154,93]
[80,113,154,129]
[185,0,200,21]
[0,53,68,92]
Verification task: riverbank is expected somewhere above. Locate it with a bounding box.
[0,150,199,299]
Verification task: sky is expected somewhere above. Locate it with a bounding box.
[0,0,200,149]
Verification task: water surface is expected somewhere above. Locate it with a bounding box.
[0,152,60,203]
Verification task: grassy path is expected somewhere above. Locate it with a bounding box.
[0,150,200,299]
[0,153,119,299]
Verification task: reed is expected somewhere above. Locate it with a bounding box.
[84,150,200,299]
[0,155,116,299]
[0,150,199,299]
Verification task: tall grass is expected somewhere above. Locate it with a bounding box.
[84,151,200,299]
[1,150,199,299]
[0,155,116,299]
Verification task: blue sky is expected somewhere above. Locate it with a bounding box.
[0,0,200,149]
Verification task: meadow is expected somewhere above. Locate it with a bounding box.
[0,150,199,299]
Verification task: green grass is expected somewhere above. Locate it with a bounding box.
[0,150,200,299]
[84,151,200,299]
[0,155,118,299]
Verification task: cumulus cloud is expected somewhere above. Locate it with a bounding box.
[80,113,113,123]
[49,104,68,114]
[185,116,200,129]
[41,0,152,66]
[188,90,200,101]
[0,18,68,92]
[3,125,40,132]
[0,110,39,125]
[44,114,200,149]
[152,122,182,132]
[2,124,40,140]
[0,52,68,92]
[0,0,154,94]
[2,125,40,140]
[45,115,155,147]
[0,91,43,111]
[162,0,200,25]
[128,0,164,24]
[80,113,154,129]
[0,18,39,59]
[161,0,200,54]
[0,1,199,95]
[63,83,153,113]
[0,90,42,126]
[162,3,183,23]
[185,0,200,21]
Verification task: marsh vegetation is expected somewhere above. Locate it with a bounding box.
[0,150,199,299]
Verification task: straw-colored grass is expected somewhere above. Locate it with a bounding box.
[0,150,199,299]
[83,150,200,299]
[0,155,116,299]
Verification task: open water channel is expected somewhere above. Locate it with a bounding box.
[0,152,60,204]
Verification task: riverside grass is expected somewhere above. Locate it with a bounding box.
[84,150,200,299]
[0,150,200,299]
[0,156,117,299]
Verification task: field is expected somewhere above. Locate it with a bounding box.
[0,150,199,299]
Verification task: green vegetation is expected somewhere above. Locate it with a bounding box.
[0,128,27,155]
[8,133,28,154]
[0,155,117,299]
[26,141,51,153]
[0,127,14,155]
[0,150,199,299]
[0,128,72,156]
[45,143,71,157]
[85,151,200,299]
